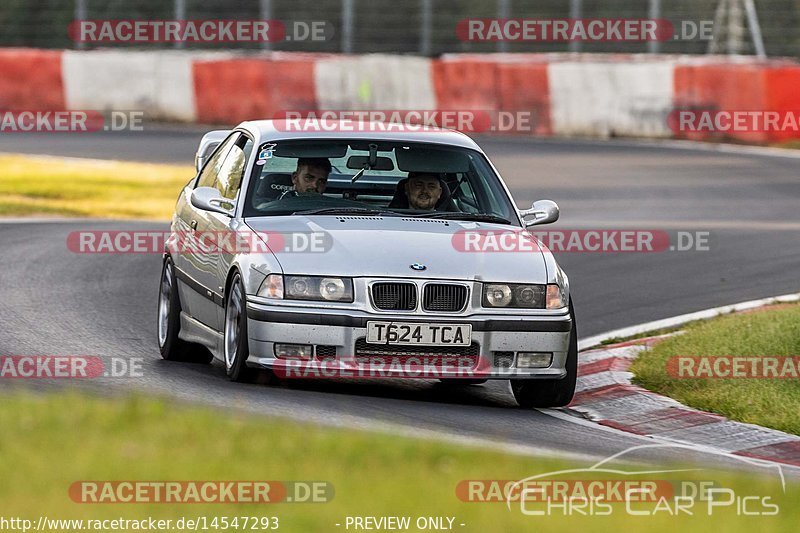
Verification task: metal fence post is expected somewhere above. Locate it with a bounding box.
[260,0,273,51]
[342,0,354,53]
[496,0,510,53]
[569,0,582,53]
[174,0,186,49]
[75,0,87,50]
[744,0,767,58]
[420,0,432,56]
[648,0,661,54]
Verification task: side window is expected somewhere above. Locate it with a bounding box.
[196,134,239,189]
[453,173,480,213]
[215,137,253,201]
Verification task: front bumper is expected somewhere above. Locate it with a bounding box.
[245,303,572,380]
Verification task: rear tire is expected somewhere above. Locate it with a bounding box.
[157,257,213,364]
[511,300,577,408]
[224,272,253,383]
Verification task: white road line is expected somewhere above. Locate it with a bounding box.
[0,217,167,224]
[0,151,190,167]
[486,135,800,160]
[578,292,800,351]
[535,293,800,472]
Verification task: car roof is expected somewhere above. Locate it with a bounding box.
[238,119,484,152]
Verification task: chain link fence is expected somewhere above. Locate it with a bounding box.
[1,0,798,56]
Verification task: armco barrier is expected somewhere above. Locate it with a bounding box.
[0,48,64,110]
[496,62,551,136]
[314,55,437,111]
[433,57,500,112]
[193,55,318,124]
[673,61,769,144]
[62,50,210,122]
[2,48,800,143]
[764,65,800,143]
[548,59,677,138]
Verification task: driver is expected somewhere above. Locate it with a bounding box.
[405,172,443,211]
[288,157,331,195]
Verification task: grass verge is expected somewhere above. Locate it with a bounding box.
[0,389,797,532]
[0,155,193,219]
[772,140,800,150]
[631,304,800,436]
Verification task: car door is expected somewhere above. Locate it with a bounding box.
[204,134,254,332]
[174,132,239,329]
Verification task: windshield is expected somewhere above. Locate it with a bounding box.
[242,140,519,225]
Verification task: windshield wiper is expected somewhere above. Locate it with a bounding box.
[417,212,512,224]
[293,207,401,216]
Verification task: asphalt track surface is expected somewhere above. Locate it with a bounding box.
[1,126,799,472]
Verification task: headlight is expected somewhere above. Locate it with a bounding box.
[263,275,353,302]
[483,283,544,308]
[482,283,565,309]
[483,284,513,307]
[319,278,349,301]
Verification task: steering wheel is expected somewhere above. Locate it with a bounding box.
[279,189,299,200]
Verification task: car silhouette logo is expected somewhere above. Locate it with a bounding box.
[410,263,427,271]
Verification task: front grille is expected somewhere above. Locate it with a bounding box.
[315,345,337,361]
[493,351,515,368]
[371,282,417,311]
[354,338,480,368]
[423,284,468,312]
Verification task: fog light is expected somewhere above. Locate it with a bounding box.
[274,344,313,359]
[516,352,553,368]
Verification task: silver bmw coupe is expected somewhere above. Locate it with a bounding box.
[157,120,577,407]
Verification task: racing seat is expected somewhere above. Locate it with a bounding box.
[252,173,294,206]
[388,177,457,211]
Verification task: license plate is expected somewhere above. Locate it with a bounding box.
[366,322,471,346]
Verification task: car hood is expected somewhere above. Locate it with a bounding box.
[244,216,548,283]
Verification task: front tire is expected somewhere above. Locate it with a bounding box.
[511,300,578,408]
[157,257,213,363]
[223,272,252,382]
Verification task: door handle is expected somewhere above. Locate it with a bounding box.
[190,219,198,230]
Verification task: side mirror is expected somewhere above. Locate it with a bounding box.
[520,200,559,228]
[195,130,231,172]
[191,187,234,217]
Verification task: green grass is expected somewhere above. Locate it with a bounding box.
[0,389,797,532]
[599,325,685,346]
[0,155,193,219]
[631,304,800,435]
[772,140,800,150]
